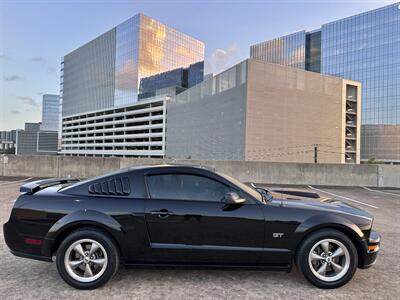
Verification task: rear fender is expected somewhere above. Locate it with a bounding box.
[42,210,124,258]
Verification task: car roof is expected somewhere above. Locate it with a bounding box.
[74,164,215,180]
[125,163,216,173]
[60,163,217,196]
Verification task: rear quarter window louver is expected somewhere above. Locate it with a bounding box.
[88,177,130,196]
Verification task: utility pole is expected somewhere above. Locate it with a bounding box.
[314,144,318,163]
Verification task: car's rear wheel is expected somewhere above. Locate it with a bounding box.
[296,229,358,289]
[56,228,119,289]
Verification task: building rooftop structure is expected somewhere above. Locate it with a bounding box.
[165,59,361,164]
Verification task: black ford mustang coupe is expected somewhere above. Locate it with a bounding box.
[4,165,380,290]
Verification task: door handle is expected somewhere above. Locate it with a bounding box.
[150,210,172,219]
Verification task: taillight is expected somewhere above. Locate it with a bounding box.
[24,238,42,245]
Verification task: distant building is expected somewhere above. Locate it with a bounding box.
[15,122,58,155]
[138,61,204,99]
[250,2,400,163]
[15,94,59,155]
[361,125,400,162]
[15,123,41,155]
[41,94,59,131]
[60,13,204,157]
[165,59,361,164]
[60,95,167,157]
[203,73,213,81]
[0,130,17,153]
[61,59,362,163]
[61,13,204,117]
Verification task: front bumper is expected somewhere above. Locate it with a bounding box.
[360,230,380,269]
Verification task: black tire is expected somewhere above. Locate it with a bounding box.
[296,229,358,289]
[56,228,119,289]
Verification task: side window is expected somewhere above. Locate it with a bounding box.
[147,174,232,202]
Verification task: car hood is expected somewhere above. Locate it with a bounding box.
[271,191,373,221]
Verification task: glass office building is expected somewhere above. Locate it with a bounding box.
[40,94,60,132]
[305,30,321,73]
[139,61,204,99]
[250,31,306,69]
[322,4,400,162]
[62,13,204,116]
[250,3,400,163]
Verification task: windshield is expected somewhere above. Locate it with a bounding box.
[216,171,263,202]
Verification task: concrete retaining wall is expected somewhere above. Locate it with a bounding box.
[58,156,120,179]
[1,155,399,187]
[1,155,58,178]
[380,165,400,188]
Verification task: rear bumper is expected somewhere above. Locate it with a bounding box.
[3,220,52,262]
[360,230,380,269]
[3,220,16,251]
[9,250,52,262]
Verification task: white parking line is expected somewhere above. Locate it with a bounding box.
[307,185,379,209]
[0,177,33,186]
[361,186,400,198]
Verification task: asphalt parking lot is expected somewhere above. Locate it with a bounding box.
[0,178,399,299]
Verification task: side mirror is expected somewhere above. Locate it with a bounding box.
[223,192,246,205]
[256,187,273,201]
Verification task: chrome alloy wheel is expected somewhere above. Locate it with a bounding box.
[308,238,350,282]
[64,239,108,283]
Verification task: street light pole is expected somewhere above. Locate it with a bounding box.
[314,144,318,163]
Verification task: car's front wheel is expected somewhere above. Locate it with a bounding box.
[296,229,358,289]
[56,228,119,289]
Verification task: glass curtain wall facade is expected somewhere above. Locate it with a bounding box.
[114,15,140,106]
[138,61,205,99]
[137,15,204,89]
[41,94,60,132]
[305,30,321,73]
[139,68,185,98]
[62,28,117,116]
[322,3,400,161]
[174,61,247,104]
[250,2,400,162]
[62,13,204,116]
[250,31,306,69]
[187,61,205,87]
[114,14,204,106]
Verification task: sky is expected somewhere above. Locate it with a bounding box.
[0,0,396,130]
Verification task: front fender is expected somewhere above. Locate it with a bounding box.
[42,210,124,258]
[293,213,369,266]
[295,213,365,239]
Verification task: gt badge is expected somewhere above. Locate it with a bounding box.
[273,233,284,238]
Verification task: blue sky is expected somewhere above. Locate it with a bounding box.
[0,0,395,130]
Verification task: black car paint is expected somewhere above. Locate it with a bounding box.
[3,165,379,270]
